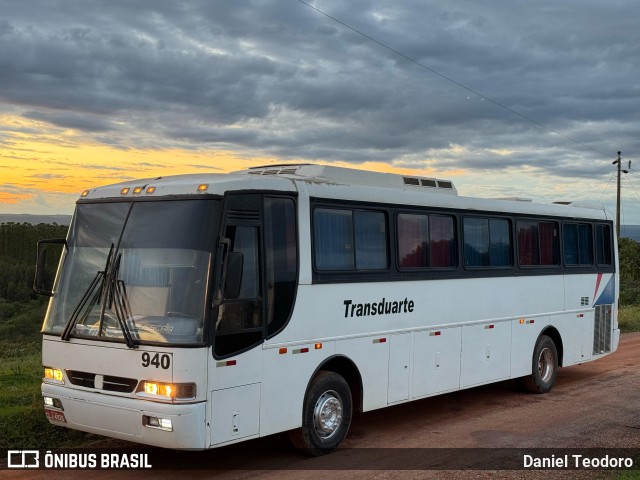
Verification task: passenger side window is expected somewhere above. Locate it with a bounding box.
[397,213,456,269]
[595,224,612,266]
[517,220,560,266]
[563,223,593,266]
[463,217,511,268]
[314,208,388,271]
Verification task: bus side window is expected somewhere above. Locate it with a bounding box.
[563,223,593,266]
[595,224,612,266]
[518,220,560,266]
[313,207,388,271]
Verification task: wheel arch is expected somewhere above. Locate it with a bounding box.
[305,355,364,414]
[540,326,564,367]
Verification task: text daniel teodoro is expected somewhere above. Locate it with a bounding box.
[523,453,634,469]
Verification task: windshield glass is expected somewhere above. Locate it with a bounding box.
[43,199,220,345]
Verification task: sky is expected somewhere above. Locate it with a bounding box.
[1,1,639,221]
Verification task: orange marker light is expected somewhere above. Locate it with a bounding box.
[133,186,143,194]
[315,343,323,350]
[197,184,209,192]
[146,186,156,194]
[121,187,130,195]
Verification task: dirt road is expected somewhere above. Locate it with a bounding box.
[6,332,640,479]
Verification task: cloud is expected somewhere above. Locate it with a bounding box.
[23,111,115,132]
[29,173,67,179]
[0,0,638,216]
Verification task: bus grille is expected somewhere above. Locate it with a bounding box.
[66,370,138,393]
[593,304,613,355]
[103,375,138,393]
[67,370,95,388]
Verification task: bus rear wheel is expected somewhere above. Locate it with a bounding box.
[289,370,352,456]
[521,334,558,394]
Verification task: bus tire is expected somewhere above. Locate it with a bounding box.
[289,370,352,456]
[521,335,558,394]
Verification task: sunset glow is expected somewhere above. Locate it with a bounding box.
[1,115,463,215]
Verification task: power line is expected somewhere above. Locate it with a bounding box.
[599,169,616,201]
[623,172,640,202]
[297,0,616,161]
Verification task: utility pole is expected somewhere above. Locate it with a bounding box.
[613,151,628,239]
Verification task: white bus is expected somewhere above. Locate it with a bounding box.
[36,164,619,454]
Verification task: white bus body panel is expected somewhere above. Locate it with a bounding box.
[412,327,462,398]
[263,270,617,415]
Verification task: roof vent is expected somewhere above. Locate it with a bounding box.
[403,177,420,186]
[246,165,303,176]
[404,176,454,191]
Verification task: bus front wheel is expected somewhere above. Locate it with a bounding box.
[521,334,558,394]
[290,370,352,456]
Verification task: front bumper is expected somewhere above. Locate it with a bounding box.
[42,383,207,449]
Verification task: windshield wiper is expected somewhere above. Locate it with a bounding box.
[61,245,138,348]
[102,252,137,348]
[61,244,114,341]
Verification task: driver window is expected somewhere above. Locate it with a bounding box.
[215,224,263,357]
[229,226,259,299]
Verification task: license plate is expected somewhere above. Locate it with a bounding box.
[45,409,67,423]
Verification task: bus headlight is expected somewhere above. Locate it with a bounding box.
[44,367,64,384]
[136,381,196,401]
[143,415,173,431]
[43,396,64,409]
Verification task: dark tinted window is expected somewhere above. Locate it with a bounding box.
[397,214,455,269]
[563,223,593,266]
[518,220,559,266]
[354,211,387,269]
[265,197,297,336]
[596,224,612,266]
[314,209,354,270]
[463,217,512,267]
[215,224,262,356]
[314,208,388,271]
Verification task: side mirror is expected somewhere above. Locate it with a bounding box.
[223,251,244,299]
[33,238,67,296]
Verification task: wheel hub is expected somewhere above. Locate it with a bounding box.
[313,390,343,438]
[538,347,554,383]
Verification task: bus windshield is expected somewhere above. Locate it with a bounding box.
[43,199,221,346]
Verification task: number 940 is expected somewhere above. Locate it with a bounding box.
[141,352,170,369]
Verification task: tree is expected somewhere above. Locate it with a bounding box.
[619,237,640,305]
[0,222,69,302]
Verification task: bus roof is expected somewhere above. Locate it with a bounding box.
[77,163,611,221]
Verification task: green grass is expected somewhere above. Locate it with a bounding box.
[614,471,640,480]
[0,300,90,449]
[618,305,640,333]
